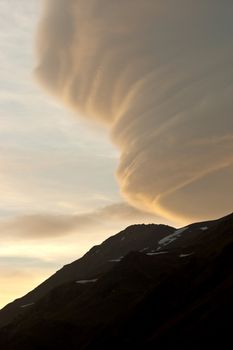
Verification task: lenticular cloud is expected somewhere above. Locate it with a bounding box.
[36,0,233,223]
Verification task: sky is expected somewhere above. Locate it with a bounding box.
[0,0,232,308]
[0,0,160,308]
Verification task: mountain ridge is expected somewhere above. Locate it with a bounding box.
[0,212,232,349]
[0,223,174,327]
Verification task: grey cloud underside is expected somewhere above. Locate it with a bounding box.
[36,0,233,223]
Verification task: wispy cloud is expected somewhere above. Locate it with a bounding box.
[0,202,162,240]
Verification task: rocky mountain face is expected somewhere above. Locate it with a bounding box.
[0,213,232,349]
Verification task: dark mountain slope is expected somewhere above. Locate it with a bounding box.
[0,224,174,327]
[0,213,232,349]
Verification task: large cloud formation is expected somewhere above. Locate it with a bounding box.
[35,0,233,223]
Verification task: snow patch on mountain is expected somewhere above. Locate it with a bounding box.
[179,253,194,258]
[109,256,124,262]
[76,279,98,284]
[200,226,208,231]
[146,251,168,256]
[140,247,149,252]
[20,303,34,308]
[158,227,189,247]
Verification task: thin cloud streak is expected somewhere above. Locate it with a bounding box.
[0,202,162,240]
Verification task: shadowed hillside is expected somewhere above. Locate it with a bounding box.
[0,213,232,349]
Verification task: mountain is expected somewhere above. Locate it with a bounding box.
[0,223,173,327]
[0,213,232,349]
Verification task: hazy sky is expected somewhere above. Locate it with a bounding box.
[0,0,232,308]
[0,0,160,308]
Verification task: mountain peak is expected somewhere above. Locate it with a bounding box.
[0,213,233,349]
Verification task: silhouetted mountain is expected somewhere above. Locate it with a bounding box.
[0,223,174,328]
[0,213,232,349]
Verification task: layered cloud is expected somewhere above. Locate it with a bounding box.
[0,203,160,239]
[36,0,233,223]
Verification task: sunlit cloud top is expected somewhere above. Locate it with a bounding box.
[36,0,233,223]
